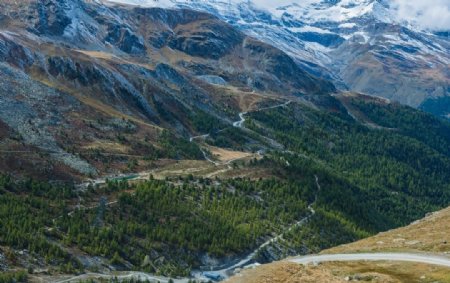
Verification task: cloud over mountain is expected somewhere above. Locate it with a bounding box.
[391,0,450,31]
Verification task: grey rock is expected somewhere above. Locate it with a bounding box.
[197,75,228,86]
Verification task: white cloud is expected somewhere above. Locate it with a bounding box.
[391,0,450,31]
[241,0,450,31]
[105,0,450,31]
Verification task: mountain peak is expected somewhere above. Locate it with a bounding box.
[104,0,449,116]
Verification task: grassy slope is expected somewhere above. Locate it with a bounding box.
[3,95,450,279]
[226,97,450,282]
[327,206,450,254]
[227,205,450,283]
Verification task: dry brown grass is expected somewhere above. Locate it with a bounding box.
[326,207,450,255]
[208,146,252,162]
[227,260,450,283]
[228,206,450,283]
[75,50,157,71]
[227,262,346,283]
[82,141,130,154]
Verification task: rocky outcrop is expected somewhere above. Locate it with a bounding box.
[0,0,337,178]
[197,75,228,86]
[243,38,336,94]
[105,24,146,55]
[168,19,244,59]
[34,0,73,36]
[0,33,34,70]
[46,55,158,120]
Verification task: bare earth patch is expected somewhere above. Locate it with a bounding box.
[208,146,253,162]
[82,141,131,154]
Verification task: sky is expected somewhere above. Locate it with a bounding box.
[251,0,450,31]
[248,0,450,31]
[391,0,450,31]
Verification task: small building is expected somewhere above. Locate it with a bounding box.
[202,272,223,281]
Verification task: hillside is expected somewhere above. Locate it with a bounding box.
[0,1,450,283]
[105,0,450,118]
[327,206,450,255]
[227,206,450,283]
[0,0,333,180]
[2,93,450,282]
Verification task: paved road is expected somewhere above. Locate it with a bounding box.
[289,253,450,268]
[233,112,247,128]
[233,100,291,129]
[205,175,322,279]
[189,134,210,142]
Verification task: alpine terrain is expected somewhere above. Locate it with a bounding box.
[227,206,450,283]
[109,0,450,118]
[0,0,449,282]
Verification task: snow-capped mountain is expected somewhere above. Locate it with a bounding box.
[105,0,449,116]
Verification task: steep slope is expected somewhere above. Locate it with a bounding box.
[0,0,333,179]
[107,0,450,118]
[2,92,450,282]
[227,206,450,283]
[327,206,450,255]
[1,1,450,282]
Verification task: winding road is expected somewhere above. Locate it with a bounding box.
[54,174,321,282]
[201,174,322,279]
[53,100,315,282]
[189,134,210,142]
[289,253,450,268]
[189,99,292,168]
[232,100,292,129]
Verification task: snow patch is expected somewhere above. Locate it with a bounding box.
[339,23,357,28]
[289,26,333,34]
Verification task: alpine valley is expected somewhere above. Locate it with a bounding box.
[0,1,449,282]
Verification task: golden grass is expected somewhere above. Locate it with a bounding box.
[82,141,130,154]
[75,50,157,71]
[227,260,450,283]
[75,50,117,60]
[228,206,450,283]
[207,146,252,162]
[28,69,162,131]
[326,207,450,255]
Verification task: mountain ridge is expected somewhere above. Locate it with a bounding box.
[0,0,334,179]
[1,1,450,282]
[104,0,450,117]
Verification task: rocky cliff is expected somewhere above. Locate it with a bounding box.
[0,0,335,179]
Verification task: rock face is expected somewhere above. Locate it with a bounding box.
[0,0,335,178]
[168,17,244,59]
[110,0,449,118]
[34,0,73,36]
[0,33,35,69]
[0,61,96,176]
[105,24,146,54]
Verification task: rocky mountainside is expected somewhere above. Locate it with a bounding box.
[108,0,450,118]
[0,0,333,179]
[3,2,450,281]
